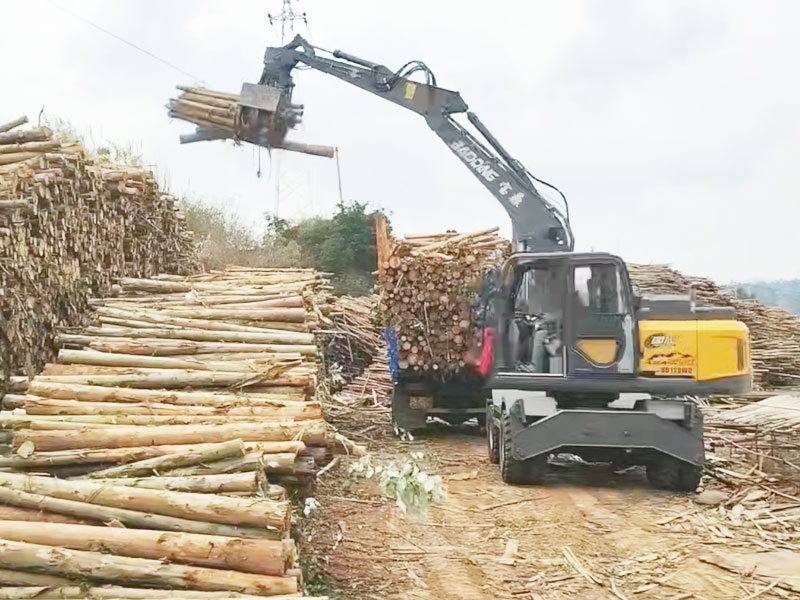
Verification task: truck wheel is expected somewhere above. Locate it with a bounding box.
[487,406,499,464]
[499,411,544,484]
[646,456,701,492]
[391,387,426,432]
[499,411,547,484]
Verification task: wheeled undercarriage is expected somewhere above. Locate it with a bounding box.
[486,391,704,490]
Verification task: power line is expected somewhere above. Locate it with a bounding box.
[46,0,205,83]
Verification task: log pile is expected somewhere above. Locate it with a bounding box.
[629,264,800,388]
[0,115,195,384]
[324,295,382,386]
[167,87,335,158]
[326,343,393,440]
[0,267,358,597]
[655,399,800,554]
[377,227,510,377]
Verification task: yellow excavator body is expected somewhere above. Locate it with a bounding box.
[638,319,750,381]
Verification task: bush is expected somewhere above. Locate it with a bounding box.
[180,199,269,270]
[267,201,386,294]
[181,198,385,286]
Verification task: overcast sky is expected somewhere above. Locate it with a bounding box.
[2,0,798,282]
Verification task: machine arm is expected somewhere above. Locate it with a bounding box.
[259,35,573,252]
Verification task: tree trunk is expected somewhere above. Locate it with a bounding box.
[0,569,70,586]
[0,586,317,599]
[0,115,28,133]
[27,381,308,406]
[93,307,314,340]
[163,453,297,477]
[0,539,298,594]
[84,439,244,478]
[56,349,305,374]
[0,486,274,538]
[0,472,290,530]
[155,307,307,322]
[0,588,319,600]
[95,472,264,494]
[0,504,94,525]
[41,365,315,378]
[15,397,320,419]
[14,419,327,451]
[84,327,316,344]
[59,335,315,356]
[0,127,51,145]
[0,522,293,576]
[33,370,310,389]
[0,441,305,470]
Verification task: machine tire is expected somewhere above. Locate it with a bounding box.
[499,411,546,484]
[646,456,701,492]
[487,406,499,464]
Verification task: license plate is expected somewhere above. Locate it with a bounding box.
[409,396,433,409]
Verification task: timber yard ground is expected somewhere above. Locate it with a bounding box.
[301,419,800,600]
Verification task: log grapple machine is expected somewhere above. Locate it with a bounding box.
[240,35,752,490]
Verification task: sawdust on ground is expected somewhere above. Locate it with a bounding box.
[301,431,792,600]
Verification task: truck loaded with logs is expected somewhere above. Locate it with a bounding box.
[172,35,753,491]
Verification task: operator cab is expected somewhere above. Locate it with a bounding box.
[498,252,636,379]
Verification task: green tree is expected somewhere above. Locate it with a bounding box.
[267,201,385,294]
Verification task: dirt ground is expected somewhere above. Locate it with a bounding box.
[301,426,795,600]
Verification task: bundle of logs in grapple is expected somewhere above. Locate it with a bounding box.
[167,86,335,158]
[377,227,510,376]
[0,267,358,598]
[0,115,195,383]
[629,264,800,388]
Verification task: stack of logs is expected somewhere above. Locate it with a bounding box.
[325,295,383,386]
[0,115,195,383]
[629,264,800,388]
[0,268,356,598]
[167,87,334,158]
[377,226,510,376]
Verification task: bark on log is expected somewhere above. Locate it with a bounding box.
[94,472,260,494]
[0,486,276,539]
[0,539,297,594]
[163,453,297,477]
[0,505,93,525]
[14,419,327,451]
[0,521,293,576]
[57,349,301,374]
[0,488,255,538]
[0,441,304,468]
[27,381,308,406]
[40,365,315,379]
[14,398,322,419]
[0,587,314,599]
[0,569,70,586]
[0,473,290,530]
[66,336,316,356]
[84,439,244,478]
[2,414,317,429]
[156,308,307,322]
[78,326,315,345]
[0,127,51,145]
[33,370,310,389]
[94,307,314,340]
[0,116,28,134]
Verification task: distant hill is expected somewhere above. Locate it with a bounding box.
[729,280,800,315]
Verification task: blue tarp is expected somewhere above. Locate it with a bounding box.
[383,327,400,378]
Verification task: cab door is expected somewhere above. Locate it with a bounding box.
[566,260,636,376]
